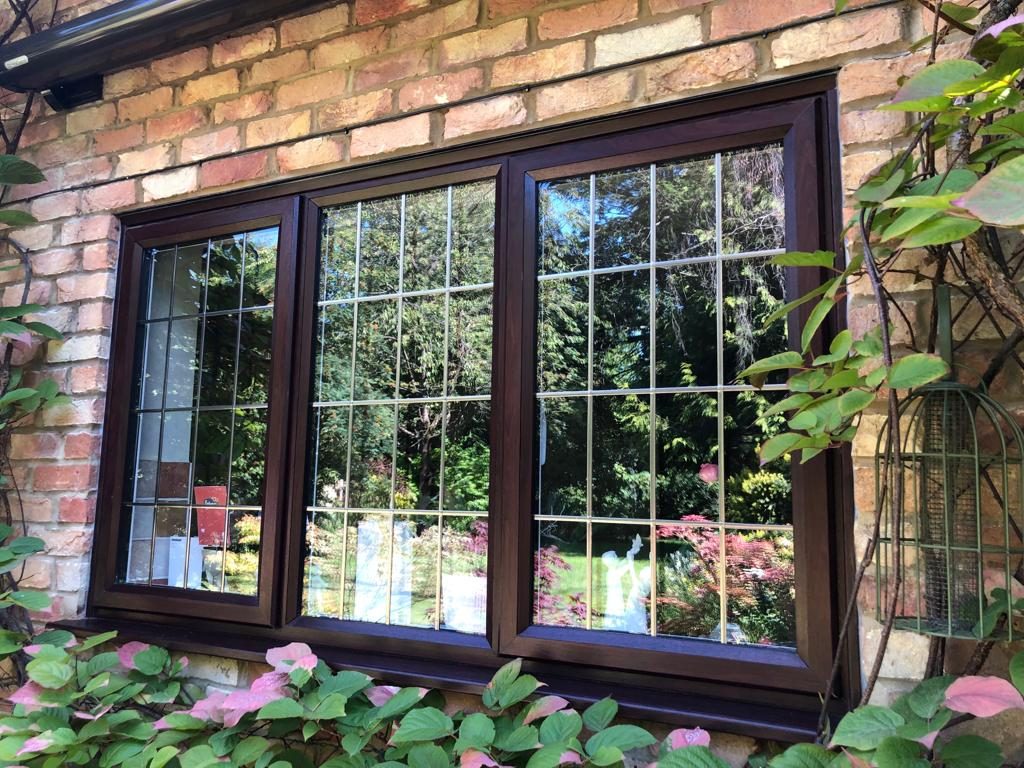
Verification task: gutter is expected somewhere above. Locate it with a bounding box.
[0,0,330,111]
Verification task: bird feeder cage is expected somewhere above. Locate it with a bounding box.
[875,288,1024,639]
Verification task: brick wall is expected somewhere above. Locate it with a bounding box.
[4,0,1008,751]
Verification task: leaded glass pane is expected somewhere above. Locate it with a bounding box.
[303,179,496,633]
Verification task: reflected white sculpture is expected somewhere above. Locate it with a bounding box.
[601,534,650,634]
[354,519,412,624]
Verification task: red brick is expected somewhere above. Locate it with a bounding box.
[152,47,209,83]
[56,272,115,301]
[276,137,346,172]
[312,27,388,69]
[77,301,113,332]
[63,158,113,187]
[60,215,119,246]
[17,496,52,524]
[115,143,172,178]
[710,0,832,39]
[491,41,586,87]
[487,0,543,18]
[250,50,309,86]
[390,0,478,49]
[281,5,350,47]
[650,0,705,14]
[65,432,101,460]
[38,397,105,426]
[840,109,907,145]
[83,242,117,270]
[37,526,94,555]
[246,112,312,147]
[535,70,635,120]
[105,66,150,98]
[317,91,392,130]
[59,497,96,524]
[10,224,54,252]
[771,8,905,68]
[444,94,526,138]
[355,48,430,92]
[181,126,241,163]
[118,87,173,123]
[30,248,79,276]
[20,119,63,148]
[146,107,208,144]
[20,558,52,589]
[398,68,483,110]
[94,123,145,155]
[353,0,429,25]
[213,91,272,124]
[141,167,199,202]
[32,136,89,168]
[439,19,528,67]
[350,113,431,158]
[11,433,61,460]
[212,27,277,67]
[538,0,637,40]
[66,102,116,136]
[200,151,270,188]
[181,70,241,106]
[645,42,758,97]
[277,71,350,110]
[33,463,96,492]
[70,363,106,393]
[81,180,137,213]
[30,192,81,222]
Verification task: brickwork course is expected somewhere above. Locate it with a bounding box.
[5,0,1018,754]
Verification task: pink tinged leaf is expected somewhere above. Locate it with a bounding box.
[73,705,112,721]
[365,685,400,706]
[666,728,712,749]
[16,736,53,756]
[8,681,43,711]
[22,645,42,656]
[945,676,1024,717]
[461,750,498,768]
[152,717,173,731]
[250,671,289,695]
[222,689,282,727]
[265,642,314,672]
[523,695,571,724]
[917,731,940,750]
[178,656,190,669]
[983,14,1024,38]
[698,464,719,484]
[843,751,871,768]
[187,690,228,724]
[558,751,583,765]
[117,641,151,671]
[295,654,317,671]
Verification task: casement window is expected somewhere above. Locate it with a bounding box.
[87,76,854,739]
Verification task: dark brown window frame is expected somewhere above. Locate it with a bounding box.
[81,73,858,741]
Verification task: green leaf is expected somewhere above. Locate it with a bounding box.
[132,646,169,676]
[881,193,961,210]
[837,390,875,417]
[980,112,1024,137]
[582,698,617,732]
[178,745,221,768]
[659,746,730,768]
[256,698,304,720]
[586,725,656,755]
[939,735,1003,768]
[408,744,449,768]
[883,59,985,111]
[312,693,347,720]
[764,279,837,327]
[0,210,36,227]
[873,736,926,768]
[772,251,836,268]
[78,630,119,652]
[26,658,73,689]
[391,707,453,743]
[24,321,62,341]
[856,168,906,203]
[0,156,45,186]
[801,296,835,354]
[1010,651,1024,694]
[301,721,319,742]
[0,629,27,654]
[496,725,539,752]
[738,351,805,382]
[900,215,982,248]
[527,744,574,768]
[540,711,582,745]
[484,659,522,709]
[956,153,1024,225]
[498,674,541,708]
[459,712,496,750]
[9,591,50,611]
[763,393,815,418]
[880,208,939,241]
[886,353,949,389]
[149,745,179,768]
[760,432,803,464]
[768,743,834,768]
[376,686,425,720]
[589,746,623,766]
[829,706,904,750]
[907,676,955,719]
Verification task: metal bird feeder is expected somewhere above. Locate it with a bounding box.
[876,287,1024,639]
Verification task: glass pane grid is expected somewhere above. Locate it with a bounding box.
[122,227,278,597]
[535,144,796,649]
[304,181,495,635]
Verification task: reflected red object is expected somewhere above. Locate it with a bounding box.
[194,486,227,547]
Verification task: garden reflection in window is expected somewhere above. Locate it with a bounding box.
[120,228,278,596]
[302,180,495,634]
[534,144,797,648]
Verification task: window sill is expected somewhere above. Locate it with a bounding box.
[54,617,829,743]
